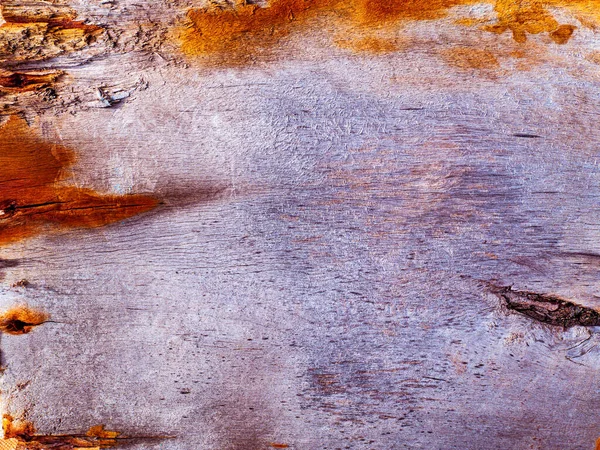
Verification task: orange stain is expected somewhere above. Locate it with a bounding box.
[0,116,158,245]
[336,35,403,53]
[441,47,500,70]
[180,0,592,65]
[484,0,577,43]
[181,0,476,62]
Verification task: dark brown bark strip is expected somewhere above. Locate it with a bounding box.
[491,285,600,328]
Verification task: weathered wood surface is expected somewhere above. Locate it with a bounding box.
[1,0,600,449]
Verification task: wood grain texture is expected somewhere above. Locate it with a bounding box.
[1,1,600,449]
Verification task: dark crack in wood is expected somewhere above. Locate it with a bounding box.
[491,285,600,328]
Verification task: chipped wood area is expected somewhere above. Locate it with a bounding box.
[2,0,600,449]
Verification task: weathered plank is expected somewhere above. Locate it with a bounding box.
[1,1,600,449]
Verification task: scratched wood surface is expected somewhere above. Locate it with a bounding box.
[1,0,600,449]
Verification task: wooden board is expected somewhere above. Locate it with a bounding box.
[1,0,600,449]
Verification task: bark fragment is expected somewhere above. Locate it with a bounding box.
[492,285,600,328]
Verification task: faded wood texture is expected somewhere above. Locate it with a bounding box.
[1,0,600,449]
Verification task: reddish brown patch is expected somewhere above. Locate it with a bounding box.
[441,47,500,70]
[0,306,48,335]
[0,71,63,93]
[352,0,473,23]
[549,23,576,44]
[0,116,158,245]
[269,444,290,449]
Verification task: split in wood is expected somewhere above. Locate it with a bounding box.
[491,285,600,328]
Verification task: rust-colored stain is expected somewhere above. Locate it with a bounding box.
[180,0,474,62]
[336,35,403,53]
[484,0,577,43]
[1,415,121,449]
[269,443,290,449]
[441,47,500,70]
[181,0,592,64]
[0,116,158,245]
[0,306,48,335]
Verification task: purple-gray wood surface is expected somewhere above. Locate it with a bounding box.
[1,0,600,449]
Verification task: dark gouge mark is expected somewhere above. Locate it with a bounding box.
[0,116,159,245]
[491,285,600,328]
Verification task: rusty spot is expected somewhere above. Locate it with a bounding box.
[11,280,29,288]
[0,306,48,335]
[269,444,290,449]
[491,285,600,328]
[0,116,158,245]
[441,47,500,70]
